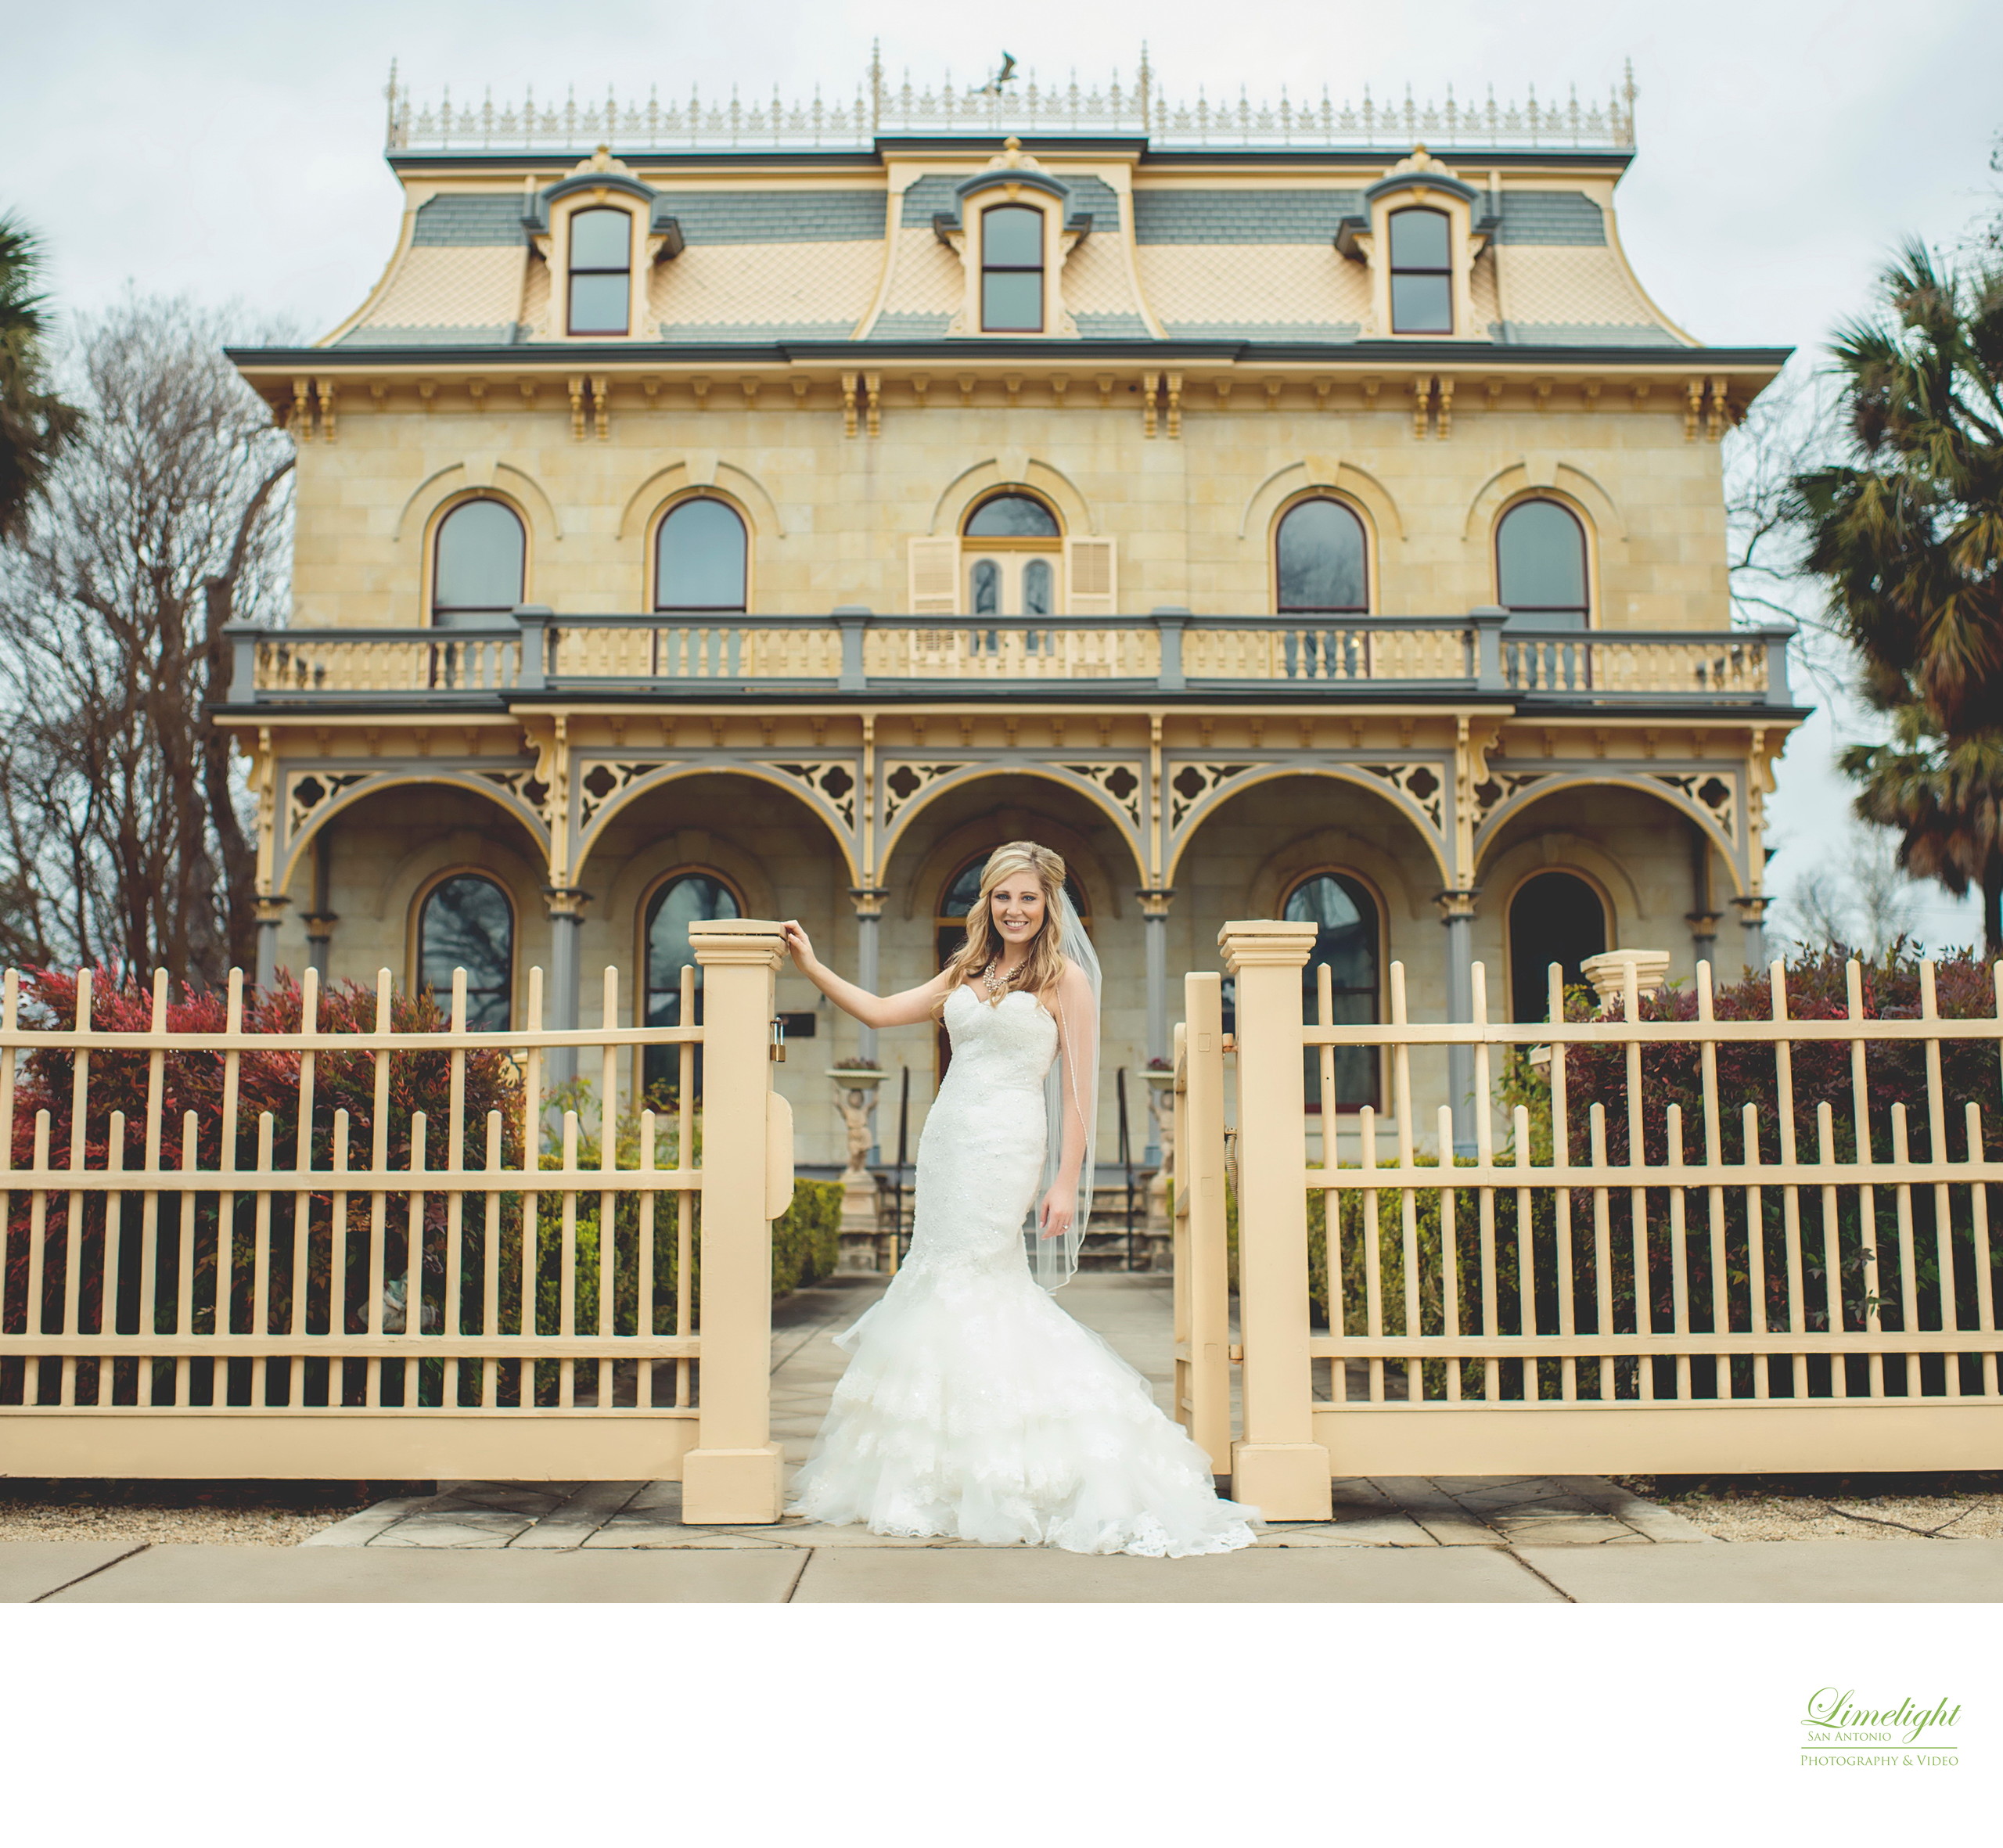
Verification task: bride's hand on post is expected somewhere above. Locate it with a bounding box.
[1037,1185,1074,1242]
[779,920,817,973]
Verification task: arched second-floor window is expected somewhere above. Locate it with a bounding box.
[567,207,633,336]
[417,873,513,1031]
[1283,872,1381,1111]
[431,498,525,627]
[963,491,1062,618]
[1509,870,1607,1023]
[981,204,1045,332]
[1497,498,1591,628]
[1388,207,1453,334]
[1275,498,1369,614]
[653,498,748,613]
[643,871,743,1096]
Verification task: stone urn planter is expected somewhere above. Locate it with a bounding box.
[829,1067,886,1271]
[1579,948,1671,1012]
[1142,1066,1177,1257]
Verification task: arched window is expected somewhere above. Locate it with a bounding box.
[643,872,742,1096]
[981,204,1045,332]
[654,498,748,613]
[963,492,1062,619]
[964,493,1060,539]
[417,874,513,1031]
[431,498,526,627]
[1283,872,1381,1110]
[1496,499,1590,628]
[1275,498,1369,614]
[567,207,632,336]
[1509,871,1607,1023]
[1388,207,1453,334]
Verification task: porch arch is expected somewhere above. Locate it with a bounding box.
[1164,763,1452,890]
[1473,774,1744,895]
[570,760,861,886]
[279,769,551,896]
[876,760,1147,887]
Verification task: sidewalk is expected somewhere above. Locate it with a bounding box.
[9,1278,2003,1602]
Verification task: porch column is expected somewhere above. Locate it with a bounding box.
[1217,919,1332,1520]
[1437,889,1479,1158]
[1138,886,1174,1163]
[254,896,287,991]
[849,886,888,1066]
[1686,824,1719,973]
[302,831,336,978]
[1732,894,1768,973]
[849,886,888,1163]
[545,887,590,1091]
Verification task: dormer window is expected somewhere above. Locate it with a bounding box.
[567,207,632,336]
[1388,207,1452,334]
[981,206,1045,333]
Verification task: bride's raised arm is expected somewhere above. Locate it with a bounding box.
[779,921,950,1030]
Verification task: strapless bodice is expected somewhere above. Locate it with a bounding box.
[939,983,1057,1102]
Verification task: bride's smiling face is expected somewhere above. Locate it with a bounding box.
[988,877,1048,951]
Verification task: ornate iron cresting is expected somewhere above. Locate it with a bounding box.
[384,49,1638,155]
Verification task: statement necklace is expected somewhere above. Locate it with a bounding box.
[980,956,1023,1002]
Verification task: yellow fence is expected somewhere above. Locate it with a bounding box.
[1198,923,2003,1519]
[0,922,795,1522]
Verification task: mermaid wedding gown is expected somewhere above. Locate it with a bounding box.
[786,984,1260,1556]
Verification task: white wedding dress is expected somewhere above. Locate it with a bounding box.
[786,984,1261,1556]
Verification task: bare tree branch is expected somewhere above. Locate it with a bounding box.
[0,293,293,985]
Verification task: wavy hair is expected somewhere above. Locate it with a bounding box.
[940,840,1070,1001]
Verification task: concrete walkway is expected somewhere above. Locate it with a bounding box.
[9,1278,2001,1601]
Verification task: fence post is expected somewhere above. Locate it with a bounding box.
[1174,972,1232,1472]
[1218,919,1332,1519]
[681,919,789,1524]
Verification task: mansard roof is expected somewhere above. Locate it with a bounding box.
[307,56,1752,358]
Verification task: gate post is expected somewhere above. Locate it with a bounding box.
[1173,973,1232,1470]
[1219,920,1332,1520]
[681,919,789,1524]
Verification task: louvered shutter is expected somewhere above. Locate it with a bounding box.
[1064,536,1117,617]
[908,537,960,616]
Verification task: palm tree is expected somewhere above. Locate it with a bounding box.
[0,214,80,540]
[1841,710,2003,952]
[1791,241,2003,951]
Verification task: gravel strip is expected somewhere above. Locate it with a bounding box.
[1612,1472,2003,1544]
[0,1480,400,1548]
[1658,1494,2003,1544]
[0,1504,355,1546]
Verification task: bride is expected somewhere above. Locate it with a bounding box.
[779,840,1260,1557]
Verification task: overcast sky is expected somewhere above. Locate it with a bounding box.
[5,0,2000,946]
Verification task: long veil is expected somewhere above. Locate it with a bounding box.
[1030,888,1101,1290]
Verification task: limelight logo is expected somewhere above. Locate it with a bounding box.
[1800,1688,1961,1767]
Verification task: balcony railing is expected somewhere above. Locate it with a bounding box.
[225,609,1795,707]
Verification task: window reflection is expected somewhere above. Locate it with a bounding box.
[655,498,748,613]
[1388,207,1452,334]
[1275,499,1368,613]
[431,499,525,627]
[1497,499,1589,628]
[418,875,513,1030]
[1284,872,1380,1109]
[644,872,742,1095]
[568,207,632,335]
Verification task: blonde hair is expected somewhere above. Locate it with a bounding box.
[940,841,1070,1000]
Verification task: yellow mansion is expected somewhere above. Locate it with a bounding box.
[225,56,1797,1177]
